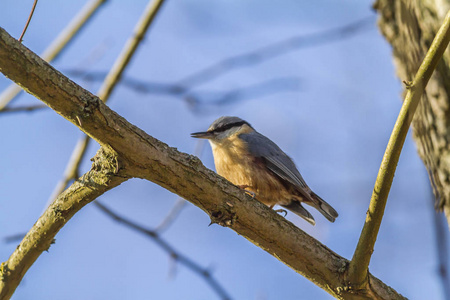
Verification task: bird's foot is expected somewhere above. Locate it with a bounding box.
[237,185,256,198]
[274,209,288,217]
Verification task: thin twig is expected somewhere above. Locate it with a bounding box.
[43,136,90,211]
[43,0,166,209]
[347,10,450,287]
[154,198,187,233]
[65,72,300,107]
[176,16,374,89]
[0,104,47,113]
[0,0,108,110]
[96,0,166,101]
[18,0,38,43]
[0,77,299,115]
[94,201,232,300]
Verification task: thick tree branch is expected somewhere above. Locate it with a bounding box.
[0,27,405,299]
[0,147,129,299]
[348,10,450,287]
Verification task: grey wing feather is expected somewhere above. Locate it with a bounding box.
[239,132,309,190]
[240,132,339,223]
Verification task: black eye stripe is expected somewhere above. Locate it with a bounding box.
[211,121,250,133]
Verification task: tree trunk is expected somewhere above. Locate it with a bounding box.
[375,0,450,225]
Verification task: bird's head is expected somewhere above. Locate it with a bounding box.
[191,116,254,143]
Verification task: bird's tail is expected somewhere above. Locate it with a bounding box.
[309,191,338,223]
[281,201,316,225]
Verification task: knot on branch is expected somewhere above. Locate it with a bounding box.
[80,93,100,117]
[90,147,120,176]
[209,207,236,227]
[0,262,10,282]
[78,146,127,189]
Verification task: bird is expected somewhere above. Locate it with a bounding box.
[191,116,338,225]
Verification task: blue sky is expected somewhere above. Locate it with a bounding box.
[1,0,448,299]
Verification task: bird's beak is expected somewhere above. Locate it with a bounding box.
[191,131,213,139]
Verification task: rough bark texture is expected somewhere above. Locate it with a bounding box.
[375,0,450,223]
[0,26,405,299]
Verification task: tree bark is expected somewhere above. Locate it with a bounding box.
[374,0,450,224]
[0,26,405,299]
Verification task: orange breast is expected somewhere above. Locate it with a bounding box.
[211,137,292,207]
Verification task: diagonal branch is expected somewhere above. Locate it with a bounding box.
[94,201,231,300]
[64,72,300,106]
[0,104,47,113]
[176,16,374,89]
[0,76,299,114]
[347,9,450,287]
[0,26,405,299]
[0,0,108,110]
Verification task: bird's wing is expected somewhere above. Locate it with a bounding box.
[239,132,309,190]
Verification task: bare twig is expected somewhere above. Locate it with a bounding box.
[44,136,91,210]
[64,72,300,107]
[96,0,166,102]
[44,0,167,209]
[154,198,187,233]
[94,201,232,300]
[0,0,108,110]
[347,10,450,287]
[18,0,38,43]
[0,76,299,115]
[0,104,47,113]
[176,16,374,89]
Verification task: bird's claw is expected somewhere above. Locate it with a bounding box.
[238,185,256,198]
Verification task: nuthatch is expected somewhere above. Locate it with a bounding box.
[191,116,338,225]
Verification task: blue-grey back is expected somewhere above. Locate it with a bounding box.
[239,132,309,190]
